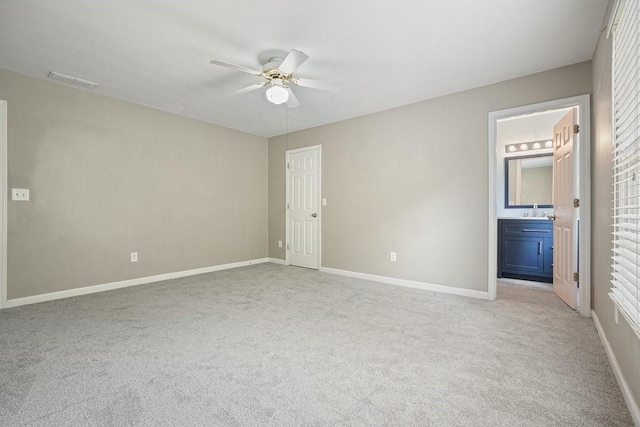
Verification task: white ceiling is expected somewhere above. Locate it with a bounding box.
[0,0,608,138]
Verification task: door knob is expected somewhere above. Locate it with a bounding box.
[547,215,556,220]
[311,213,317,218]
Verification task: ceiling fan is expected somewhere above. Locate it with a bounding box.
[210,49,342,108]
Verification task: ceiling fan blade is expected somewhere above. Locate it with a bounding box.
[229,82,267,96]
[210,59,262,76]
[293,77,342,93]
[286,87,300,108]
[278,50,309,75]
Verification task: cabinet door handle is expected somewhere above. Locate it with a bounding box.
[538,241,542,255]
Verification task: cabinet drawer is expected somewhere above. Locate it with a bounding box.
[500,220,552,237]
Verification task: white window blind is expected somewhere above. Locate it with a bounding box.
[611,0,640,335]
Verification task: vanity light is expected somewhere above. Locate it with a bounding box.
[505,139,554,153]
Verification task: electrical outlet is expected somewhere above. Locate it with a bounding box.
[390,252,397,262]
[130,252,138,263]
[278,240,283,248]
[12,188,29,201]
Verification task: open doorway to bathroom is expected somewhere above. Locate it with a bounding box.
[497,108,570,309]
[487,95,591,317]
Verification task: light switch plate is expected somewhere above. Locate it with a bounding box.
[12,188,29,201]
[322,198,327,206]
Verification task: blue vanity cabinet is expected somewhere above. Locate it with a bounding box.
[497,219,553,283]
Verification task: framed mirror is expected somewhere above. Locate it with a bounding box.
[505,153,553,208]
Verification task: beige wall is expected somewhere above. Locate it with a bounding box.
[269,61,592,292]
[591,27,640,409]
[0,68,268,300]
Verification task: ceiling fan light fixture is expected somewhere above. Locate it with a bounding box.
[266,79,289,105]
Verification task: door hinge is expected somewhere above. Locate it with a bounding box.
[286,244,289,250]
[573,272,579,282]
[573,198,580,208]
[287,163,290,169]
[573,124,580,134]
[287,202,289,209]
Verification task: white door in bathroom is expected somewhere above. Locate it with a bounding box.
[552,109,579,309]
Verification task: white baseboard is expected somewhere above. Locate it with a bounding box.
[4,258,270,309]
[319,266,489,300]
[592,310,640,426]
[268,257,286,265]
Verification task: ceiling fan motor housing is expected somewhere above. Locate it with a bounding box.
[262,57,291,81]
[263,57,283,70]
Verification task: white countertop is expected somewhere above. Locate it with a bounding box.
[498,217,551,220]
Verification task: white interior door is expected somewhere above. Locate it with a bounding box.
[287,146,320,269]
[552,109,579,309]
[0,100,6,309]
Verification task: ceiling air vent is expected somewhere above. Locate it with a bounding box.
[47,71,99,89]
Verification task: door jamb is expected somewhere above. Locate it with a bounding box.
[285,145,322,269]
[0,100,7,309]
[488,94,591,316]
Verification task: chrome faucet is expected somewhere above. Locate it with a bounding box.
[532,203,538,217]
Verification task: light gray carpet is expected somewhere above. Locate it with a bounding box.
[0,263,633,426]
